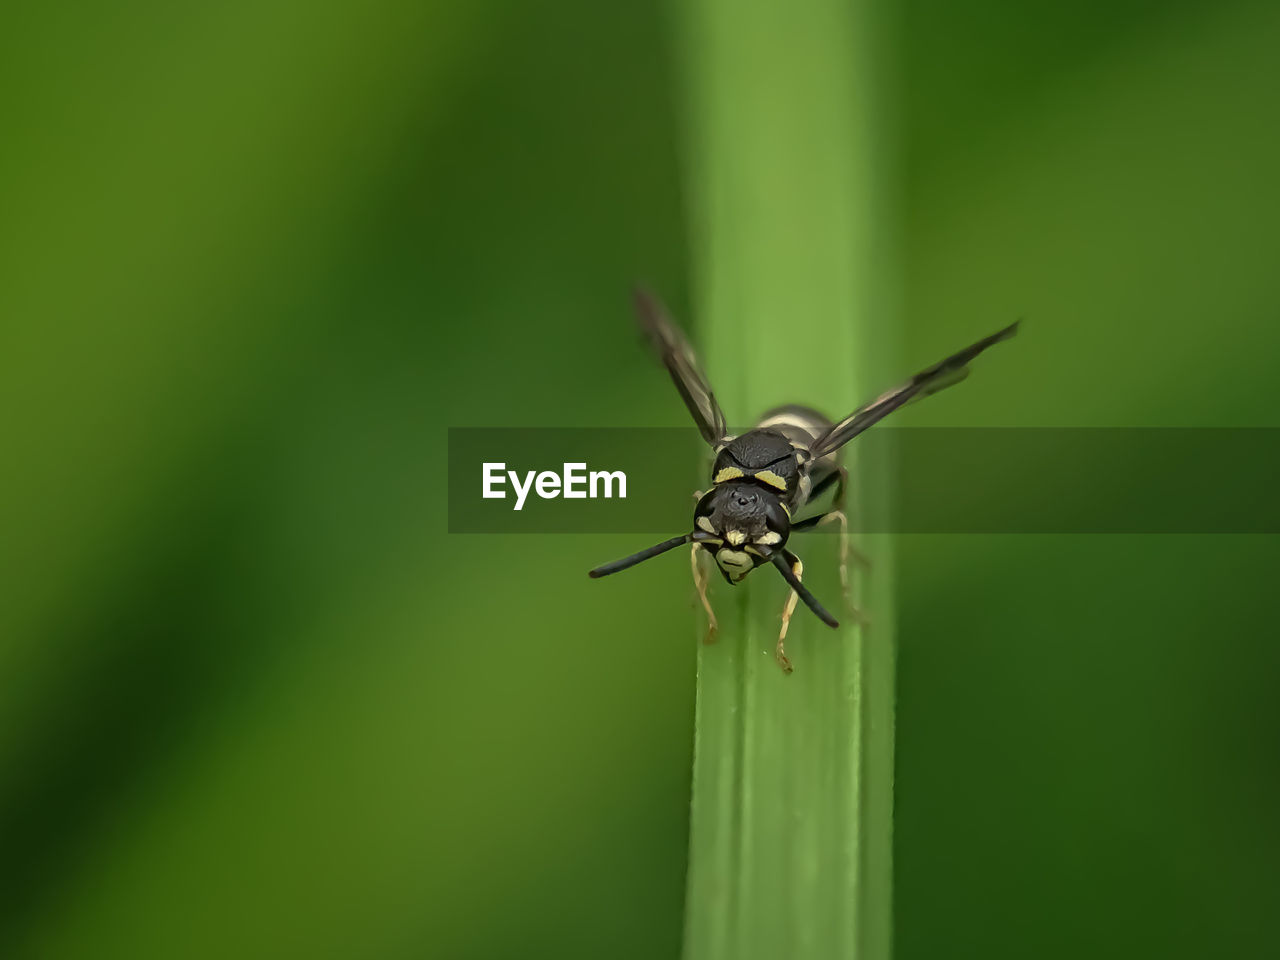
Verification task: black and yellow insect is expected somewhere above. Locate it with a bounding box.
[590,289,1017,672]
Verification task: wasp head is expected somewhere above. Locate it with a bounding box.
[692,482,790,584]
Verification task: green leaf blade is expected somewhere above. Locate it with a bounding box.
[674,1,897,958]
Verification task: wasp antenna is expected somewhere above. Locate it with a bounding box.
[589,534,692,579]
[994,319,1021,341]
[770,552,839,628]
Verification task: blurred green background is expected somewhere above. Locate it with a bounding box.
[2,1,1277,958]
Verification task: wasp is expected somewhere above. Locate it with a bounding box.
[590,289,1018,672]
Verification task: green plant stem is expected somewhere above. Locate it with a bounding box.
[675,2,897,958]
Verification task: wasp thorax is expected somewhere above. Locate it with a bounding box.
[693,482,790,583]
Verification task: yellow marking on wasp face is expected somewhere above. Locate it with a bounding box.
[714,466,745,484]
[745,545,762,556]
[697,516,717,534]
[754,469,787,491]
[756,531,782,546]
[725,530,745,546]
[716,548,753,580]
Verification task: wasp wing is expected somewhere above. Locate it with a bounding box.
[806,321,1019,462]
[633,288,730,448]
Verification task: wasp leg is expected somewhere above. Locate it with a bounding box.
[830,467,873,571]
[813,510,869,626]
[691,542,719,644]
[775,555,806,674]
[826,466,871,569]
[792,497,870,627]
[798,463,870,597]
[794,509,870,586]
[804,467,871,566]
